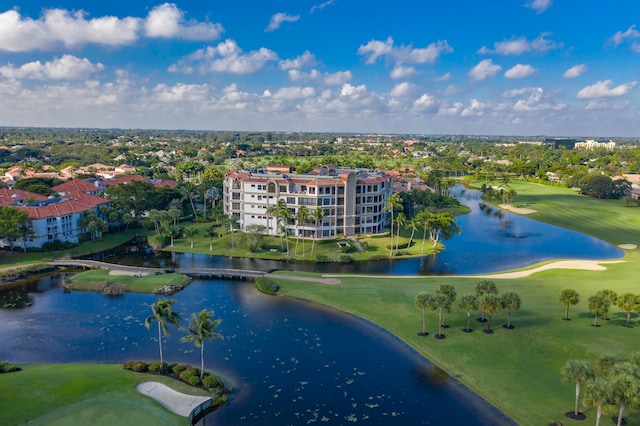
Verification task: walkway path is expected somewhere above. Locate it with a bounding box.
[136,381,211,417]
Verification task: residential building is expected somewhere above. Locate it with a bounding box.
[223,165,393,239]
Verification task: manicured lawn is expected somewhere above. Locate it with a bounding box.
[68,269,191,293]
[272,181,640,426]
[0,364,208,425]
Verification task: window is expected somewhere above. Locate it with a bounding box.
[280,185,287,193]
[267,183,276,193]
[286,197,295,204]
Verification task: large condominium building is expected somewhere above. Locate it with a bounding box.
[223,165,394,239]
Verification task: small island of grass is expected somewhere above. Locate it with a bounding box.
[67,269,191,294]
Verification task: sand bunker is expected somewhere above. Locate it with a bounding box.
[499,204,537,215]
[137,382,211,417]
[618,244,638,250]
[108,270,148,276]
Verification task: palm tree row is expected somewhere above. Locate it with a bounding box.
[559,288,640,328]
[144,298,223,380]
[414,281,521,337]
[561,354,640,426]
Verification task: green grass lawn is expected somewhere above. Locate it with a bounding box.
[0,364,208,425]
[68,269,191,293]
[271,181,640,426]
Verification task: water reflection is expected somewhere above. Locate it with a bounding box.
[83,186,622,276]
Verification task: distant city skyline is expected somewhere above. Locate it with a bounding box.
[0,1,639,137]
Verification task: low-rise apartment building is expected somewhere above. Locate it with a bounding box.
[223,165,393,239]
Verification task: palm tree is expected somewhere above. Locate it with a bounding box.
[181,309,223,380]
[436,284,456,328]
[383,193,403,256]
[429,293,451,339]
[609,362,640,426]
[295,205,309,257]
[144,299,182,374]
[559,289,580,320]
[561,359,595,419]
[459,294,480,332]
[183,226,196,249]
[582,377,612,426]
[206,226,217,251]
[481,294,501,334]
[617,292,640,328]
[597,289,617,321]
[394,212,407,252]
[475,280,497,322]
[406,216,418,250]
[223,214,238,250]
[588,293,607,327]
[415,209,433,255]
[414,292,433,336]
[500,291,522,329]
[311,207,325,256]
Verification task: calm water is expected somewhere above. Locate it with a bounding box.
[0,275,512,425]
[91,185,622,275]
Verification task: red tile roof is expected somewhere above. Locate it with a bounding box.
[0,188,49,206]
[22,192,110,220]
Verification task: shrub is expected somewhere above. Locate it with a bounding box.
[172,364,189,374]
[179,366,199,382]
[394,250,409,256]
[148,361,169,373]
[0,361,20,373]
[203,374,224,390]
[340,243,356,253]
[123,360,149,372]
[255,277,279,295]
[187,375,201,386]
[315,254,353,263]
[100,281,125,296]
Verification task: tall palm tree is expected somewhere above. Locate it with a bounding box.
[475,280,497,322]
[500,291,522,329]
[295,205,309,257]
[561,359,595,419]
[145,299,182,374]
[582,377,612,426]
[181,309,223,380]
[559,289,580,320]
[429,293,451,339]
[183,226,196,249]
[383,193,403,256]
[588,293,607,327]
[617,292,640,328]
[609,362,640,426]
[481,294,501,334]
[459,294,480,332]
[206,226,217,251]
[311,207,325,256]
[394,212,407,252]
[436,284,457,328]
[414,292,433,336]
[597,289,617,321]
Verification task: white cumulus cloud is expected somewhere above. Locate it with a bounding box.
[577,80,637,99]
[153,82,211,102]
[0,8,140,51]
[478,32,562,55]
[413,93,438,112]
[324,71,352,86]
[0,54,103,80]
[265,13,300,32]
[562,64,587,79]
[144,3,223,40]
[504,64,537,79]
[169,39,278,74]
[526,0,553,13]
[358,37,452,65]
[279,51,318,70]
[272,86,315,100]
[468,59,502,81]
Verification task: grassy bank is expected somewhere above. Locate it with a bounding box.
[0,229,149,268]
[68,270,191,293]
[272,181,640,426]
[0,364,206,425]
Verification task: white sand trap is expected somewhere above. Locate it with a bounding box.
[499,204,537,215]
[472,260,626,279]
[618,244,638,250]
[136,381,211,417]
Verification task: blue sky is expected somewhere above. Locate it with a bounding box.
[1,1,639,136]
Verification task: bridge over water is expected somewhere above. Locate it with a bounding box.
[49,259,267,280]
